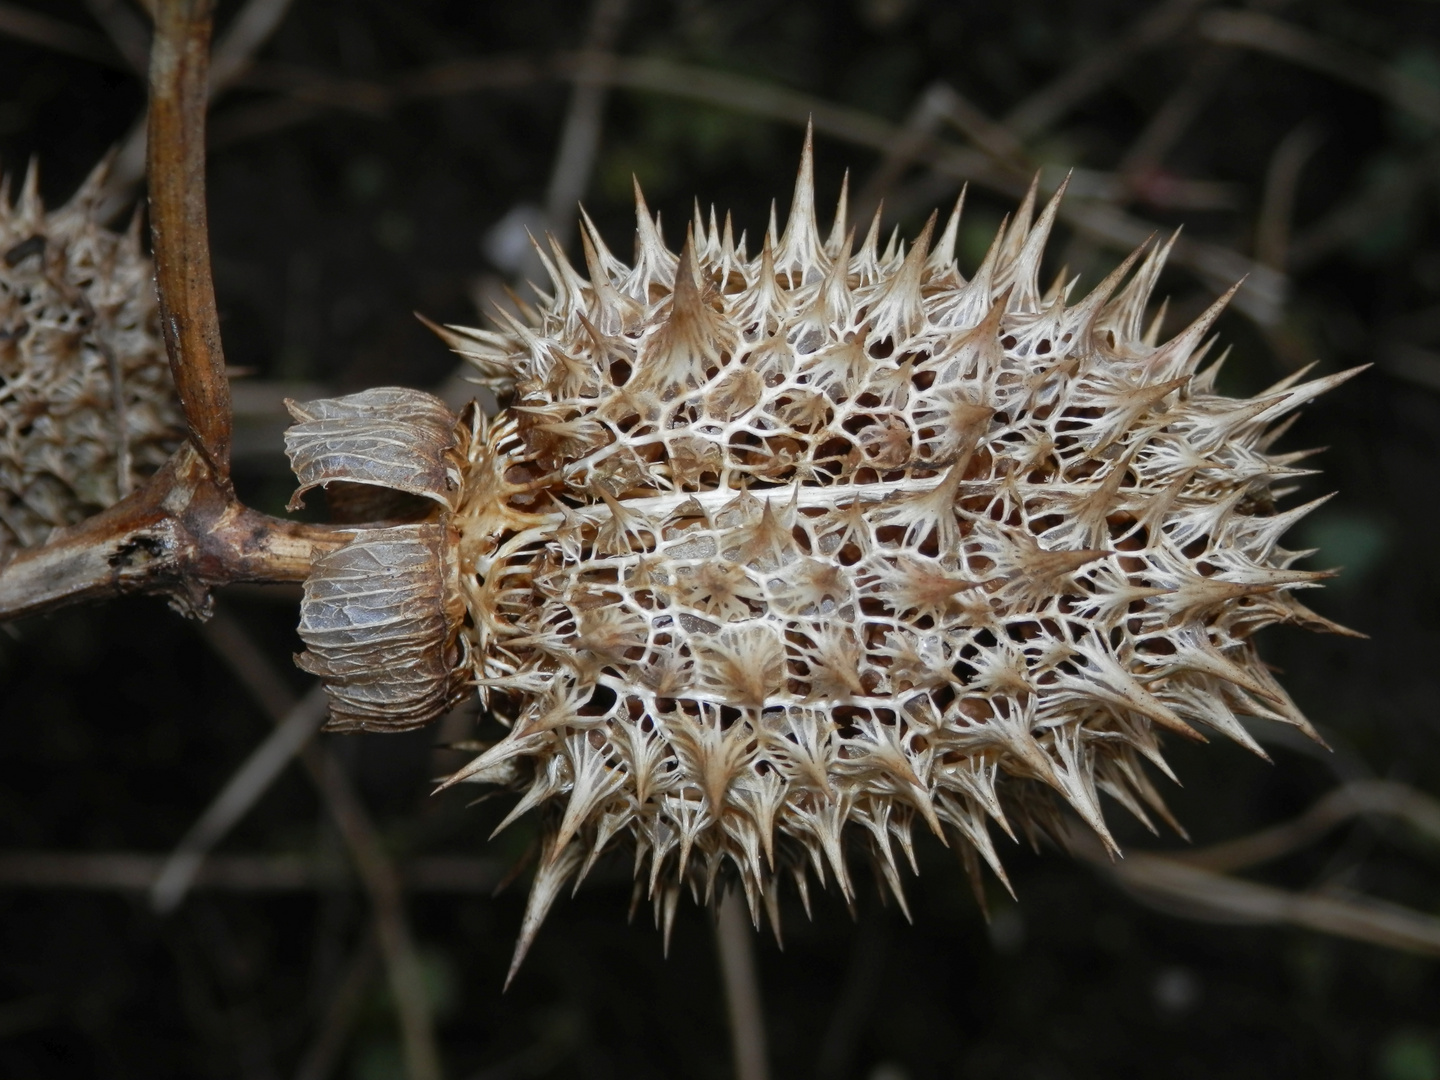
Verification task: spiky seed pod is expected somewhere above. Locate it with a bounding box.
[286,132,1359,979]
[0,160,184,559]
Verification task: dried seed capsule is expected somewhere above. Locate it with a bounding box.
[298,132,1360,978]
[0,159,183,558]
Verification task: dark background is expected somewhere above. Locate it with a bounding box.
[2,0,1439,1077]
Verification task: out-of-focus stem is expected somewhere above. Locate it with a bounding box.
[715,890,770,1080]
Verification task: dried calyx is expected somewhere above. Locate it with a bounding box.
[287,131,1360,981]
[0,160,184,559]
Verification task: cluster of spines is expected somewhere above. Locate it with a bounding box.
[433,129,1359,980]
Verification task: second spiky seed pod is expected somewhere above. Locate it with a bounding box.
[0,161,183,558]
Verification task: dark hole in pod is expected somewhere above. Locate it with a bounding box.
[323,483,436,524]
[4,234,45,266]
[581,683,618,716]
[1036,339,1051,355]
[718,705,742,729]
[912,369,936,390]
[1000,335,1018,349]
[868,336,895,359]
[727,431,763,464]
[1031,513,1065,534]
[1113,520,1149,549]
[610,359,632,386]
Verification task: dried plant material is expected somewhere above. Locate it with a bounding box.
[284,387,465,513]
[0,159,183,559]
[291,130,1358,975]
[297,521,469,732]
[288,388,471,730]
[1092,838,1440,960]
